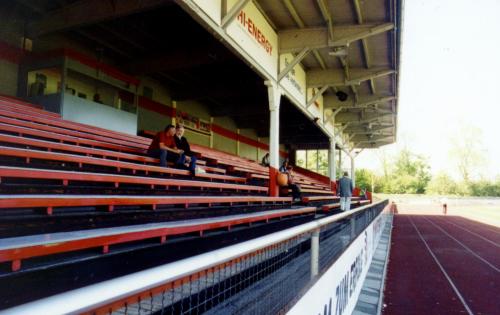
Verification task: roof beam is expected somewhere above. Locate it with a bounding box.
[125,48,231,74]
[335,112,394,124]
[282,0,330,79]
[282,0,305,27]
[307,67,395,88]
[75,30,132,58]
[350,130,393,136]
[306,85,328,108]
[324,94,396,109]
[352,0,376,94]
[27,0,170,37]
[316,0,333,40]
[344,125,394,133]
[323,107,343,125]
[278,47,310,81]
[221,0,251,28]
[354,135,394,143]
[278,23,394,53]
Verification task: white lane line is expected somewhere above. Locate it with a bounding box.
[455,216,500,235]
[423,217,500,273]
[437,218,500,248]
[408,216,474,315]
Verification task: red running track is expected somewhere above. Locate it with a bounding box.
[383,215,500,315]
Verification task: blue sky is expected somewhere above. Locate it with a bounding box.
[356,0,500,179]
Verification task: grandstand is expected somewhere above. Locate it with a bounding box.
[0,1,404,315]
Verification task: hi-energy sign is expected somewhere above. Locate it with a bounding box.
[287,213,387,315]
[236,10,273,56]
[225,0,278,79]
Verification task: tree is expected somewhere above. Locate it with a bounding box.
[391,149,431,193]
[426,172,458,195]
[449,125,487,183]
[355,169,376,192]
[374,149,431,194]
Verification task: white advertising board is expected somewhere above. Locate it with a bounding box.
[225,0,278,80]
[280,53,307,104]
[287,212,387,315]
[307,87,324,120]
[192,0,222,24]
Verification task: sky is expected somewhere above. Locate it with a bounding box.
[356,0,500,179]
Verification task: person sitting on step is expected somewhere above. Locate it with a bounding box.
[279,158,302,202]
[147,124,186,169]
[174,124,197,176]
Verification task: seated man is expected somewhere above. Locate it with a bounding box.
[279,159,302,201]
[174,124,197,176]
[147,124,185,168]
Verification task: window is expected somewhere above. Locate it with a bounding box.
[296,149,329,176]
[27,68,61,96]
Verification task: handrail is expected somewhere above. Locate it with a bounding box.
[1,200,388,315]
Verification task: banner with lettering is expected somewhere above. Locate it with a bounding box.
[225,0,278,80]
[307,87,324,120]
[280,53,307,104]
[287,212,388,315]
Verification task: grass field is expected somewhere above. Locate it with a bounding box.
[375,194,500,228]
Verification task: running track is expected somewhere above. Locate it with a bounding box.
[383,215,500,315]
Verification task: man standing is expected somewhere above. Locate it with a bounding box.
[174,124,197,176]
[147,124,185,167]
[338,171,353,211]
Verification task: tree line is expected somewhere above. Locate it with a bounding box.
[355,148,500,197]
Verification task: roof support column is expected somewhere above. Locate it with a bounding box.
[266,80,282,197]
[329,137,337,193]
[338,149,342,177]
[350,154,356,188]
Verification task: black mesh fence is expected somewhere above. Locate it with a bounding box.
[99,201,388,315]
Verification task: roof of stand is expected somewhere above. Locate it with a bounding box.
[255,0,402,149]
[6,0,402,149]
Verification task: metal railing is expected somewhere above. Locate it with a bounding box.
[3,200,390,315]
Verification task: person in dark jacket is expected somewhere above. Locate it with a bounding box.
[174,124,197,176]
[338,171,353,211]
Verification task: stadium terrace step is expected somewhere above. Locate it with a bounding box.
[229,166,268,176]
[302,196,341,203]
[299,189,334,195]
[0,99,60,118]
[321,199,371,212]
[0,122,143,154]
[0,134,222,174]
[0,194,292,215]
[0,207,315,271]
[0,166,268,193]
[248,173,269,180]
[0,102,149,146]
[0,114,148,152]
[0,146,241,183]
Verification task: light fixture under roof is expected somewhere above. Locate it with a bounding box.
[328,46,348,57]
